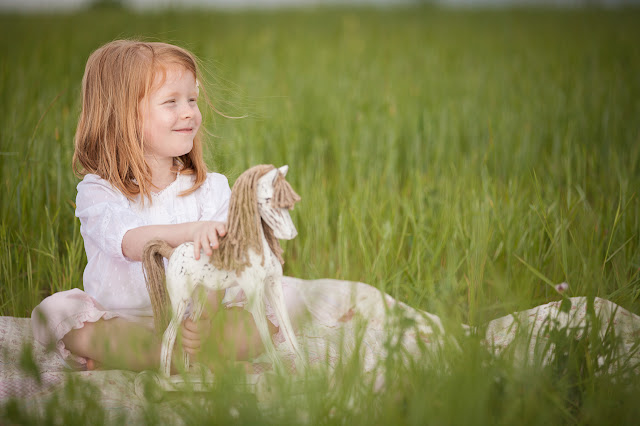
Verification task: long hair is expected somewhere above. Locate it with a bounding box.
[142,165,301,333]
[72,39,208,202]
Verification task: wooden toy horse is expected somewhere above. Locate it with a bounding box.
[142,165,306,377]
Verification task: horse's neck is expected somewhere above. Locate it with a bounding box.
[259,229,272,257]
[259,228,281,270]
[241,225,270,258]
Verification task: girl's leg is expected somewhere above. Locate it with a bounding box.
[61,291,277,372]
[204,307,279,362]
[38,288,278,372]
[62,317,164,371]
[181,289,280,365]
[31,289,161,371]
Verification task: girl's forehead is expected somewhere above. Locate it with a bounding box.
[149,65,195,91]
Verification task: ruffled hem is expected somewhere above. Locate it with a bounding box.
[53,310,122,368]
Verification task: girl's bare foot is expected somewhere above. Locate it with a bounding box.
[86,358,101,370]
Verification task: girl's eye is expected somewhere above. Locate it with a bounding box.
[189,98,197,103]
[163,100,176,104]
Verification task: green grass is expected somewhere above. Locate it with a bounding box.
[1,5,640,424]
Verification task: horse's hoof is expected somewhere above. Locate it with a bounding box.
[134,370,166,402]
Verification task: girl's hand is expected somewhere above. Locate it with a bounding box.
[192,221,226,260]
[182,311,211,358]
[181,290,223,358]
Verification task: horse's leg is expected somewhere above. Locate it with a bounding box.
[242,280,284,373]
[265,275,306,371]
[161,299,187,377]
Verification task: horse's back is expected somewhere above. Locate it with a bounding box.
[165,242,236,300]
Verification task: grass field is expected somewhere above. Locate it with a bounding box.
[1,4,640,424]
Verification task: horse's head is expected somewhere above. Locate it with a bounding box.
[256,165,300,240]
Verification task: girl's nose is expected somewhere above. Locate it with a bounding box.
[180,105,193,119]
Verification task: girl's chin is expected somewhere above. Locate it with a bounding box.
[173,143,195,158]
[145,142,194,162]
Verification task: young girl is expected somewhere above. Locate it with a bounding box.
[30,40,279,371]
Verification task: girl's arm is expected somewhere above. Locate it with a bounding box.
[122,221,227,261]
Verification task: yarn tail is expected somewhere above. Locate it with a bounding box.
[142,239,174,334]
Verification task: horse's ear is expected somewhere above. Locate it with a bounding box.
[262,168,278,184]
[278,165,289,177]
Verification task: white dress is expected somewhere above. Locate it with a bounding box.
[76,172,231,313]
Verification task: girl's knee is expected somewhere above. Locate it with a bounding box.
[31,288,97,346]
[62,321,99,357]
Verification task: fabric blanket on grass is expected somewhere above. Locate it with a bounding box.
[2,278,640,422]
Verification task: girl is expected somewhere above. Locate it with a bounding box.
[31,40,279,371]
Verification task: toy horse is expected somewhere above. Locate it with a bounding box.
[142,165,306,377]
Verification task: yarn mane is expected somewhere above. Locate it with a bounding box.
[209,164,301,273]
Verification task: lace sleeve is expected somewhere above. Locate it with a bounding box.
[75,175,144,261]
[198,172,231,222]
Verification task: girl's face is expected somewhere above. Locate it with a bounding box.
[141,66,202,167]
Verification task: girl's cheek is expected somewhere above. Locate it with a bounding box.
[160,111,177,125]
[190,111,201,131]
